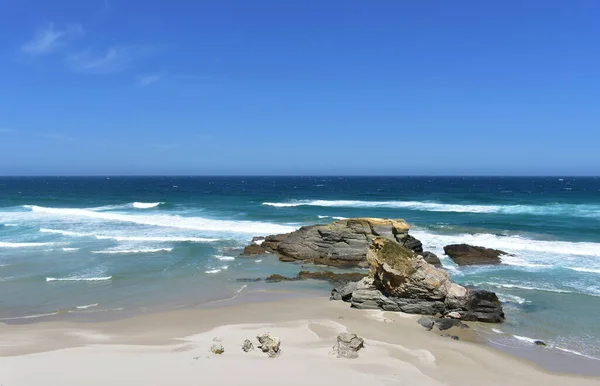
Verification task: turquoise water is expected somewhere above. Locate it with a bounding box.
[1,176,599,360]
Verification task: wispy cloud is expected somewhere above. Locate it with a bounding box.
[67,46,153,75]
[21,23,83,55]
[136,73,162,87]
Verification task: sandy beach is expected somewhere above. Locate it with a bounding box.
[1,291,598,386]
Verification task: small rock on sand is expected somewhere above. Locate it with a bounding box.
[242,339,254,352]
[331,332,365,359]
[257,333,281,358]
[210,342,225,355]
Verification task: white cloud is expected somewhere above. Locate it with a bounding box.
[68,46,151,75]
[136,73,162,86]
[21,23,83,55]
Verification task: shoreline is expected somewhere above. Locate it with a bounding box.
[2,290,599,384]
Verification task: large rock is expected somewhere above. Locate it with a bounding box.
[256,218,413,267]
[443,244,506,265]
[349,238,504,323]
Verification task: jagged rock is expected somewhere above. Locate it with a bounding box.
[421,251,442,267]
[257,333,281,358]
[241,243,267,256]
[330,281,358,301]
[443,244,506,265]
[210,342,224,354]
[265,274,294,282]
[398,234,423,253]
[257,218,412,267]
[242,339,254,352]
[451,335,460,340]
[352,238,504,323]
[331,333,365,359]
[535,340,547,347]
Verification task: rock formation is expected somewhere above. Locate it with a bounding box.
[341,238,504,323]
[257,333,281,358]
[242,218,437,267]
[443,244,506,265]
[242,339,254,352]
[264,271,366,283]
[331,333,365,359]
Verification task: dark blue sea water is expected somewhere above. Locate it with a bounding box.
[1,176,599,360]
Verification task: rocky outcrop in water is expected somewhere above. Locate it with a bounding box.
[265,271,367,284]
[443,244,506,265]
[243,218,436,267]
[339,238,504,323]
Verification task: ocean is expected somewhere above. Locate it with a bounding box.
[1,176,599,361]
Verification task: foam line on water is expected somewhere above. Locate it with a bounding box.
[92,248,173,254]
[46,276,112,282]
[40,228,220,242]
[28,206,296,234]
[410,229,600,257]
[263,199,600,218]
[0,241,61,248]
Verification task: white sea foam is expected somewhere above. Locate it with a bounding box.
[332,216,348,220]
[255,259,262,263]
[204,265,229,274]
[76,303,99,309]
[92,248,173,254]
[513,335,539,344]
[491,328,504,334]
[0,241,59,248]
[0,312,59,321]
[497,293,529,304]
[40,228,219,243]
[568,267,600,274]
[554,346,600,361]
[46,276,112,282]
[62,247,79,252]
[29,206,296,234]
[254,239,264,245]
[3,223,18,227]
[263,199,600,218]
[215,255,235,261]
[479,282,576,294]
[411,229,600,258]
[132,202,162,209]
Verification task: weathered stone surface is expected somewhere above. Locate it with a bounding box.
[240,243,267,256]
[330,281,358,301]
[353,238,504,323]
[421,251,442,267]
[443,244,506,266]
[257,333,281,358]
[257,218,411,267]
[210,342,224,354]
[242,339,254,352]
[331,333,365,359]
[417,317,468,331]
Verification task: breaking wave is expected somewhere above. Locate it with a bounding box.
[46,276,112,282]
[27,206,296,235]
[264,199,600,218]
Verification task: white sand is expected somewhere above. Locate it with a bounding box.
[1,295,598,386]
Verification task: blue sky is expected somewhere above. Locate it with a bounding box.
[0,0,598,175]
